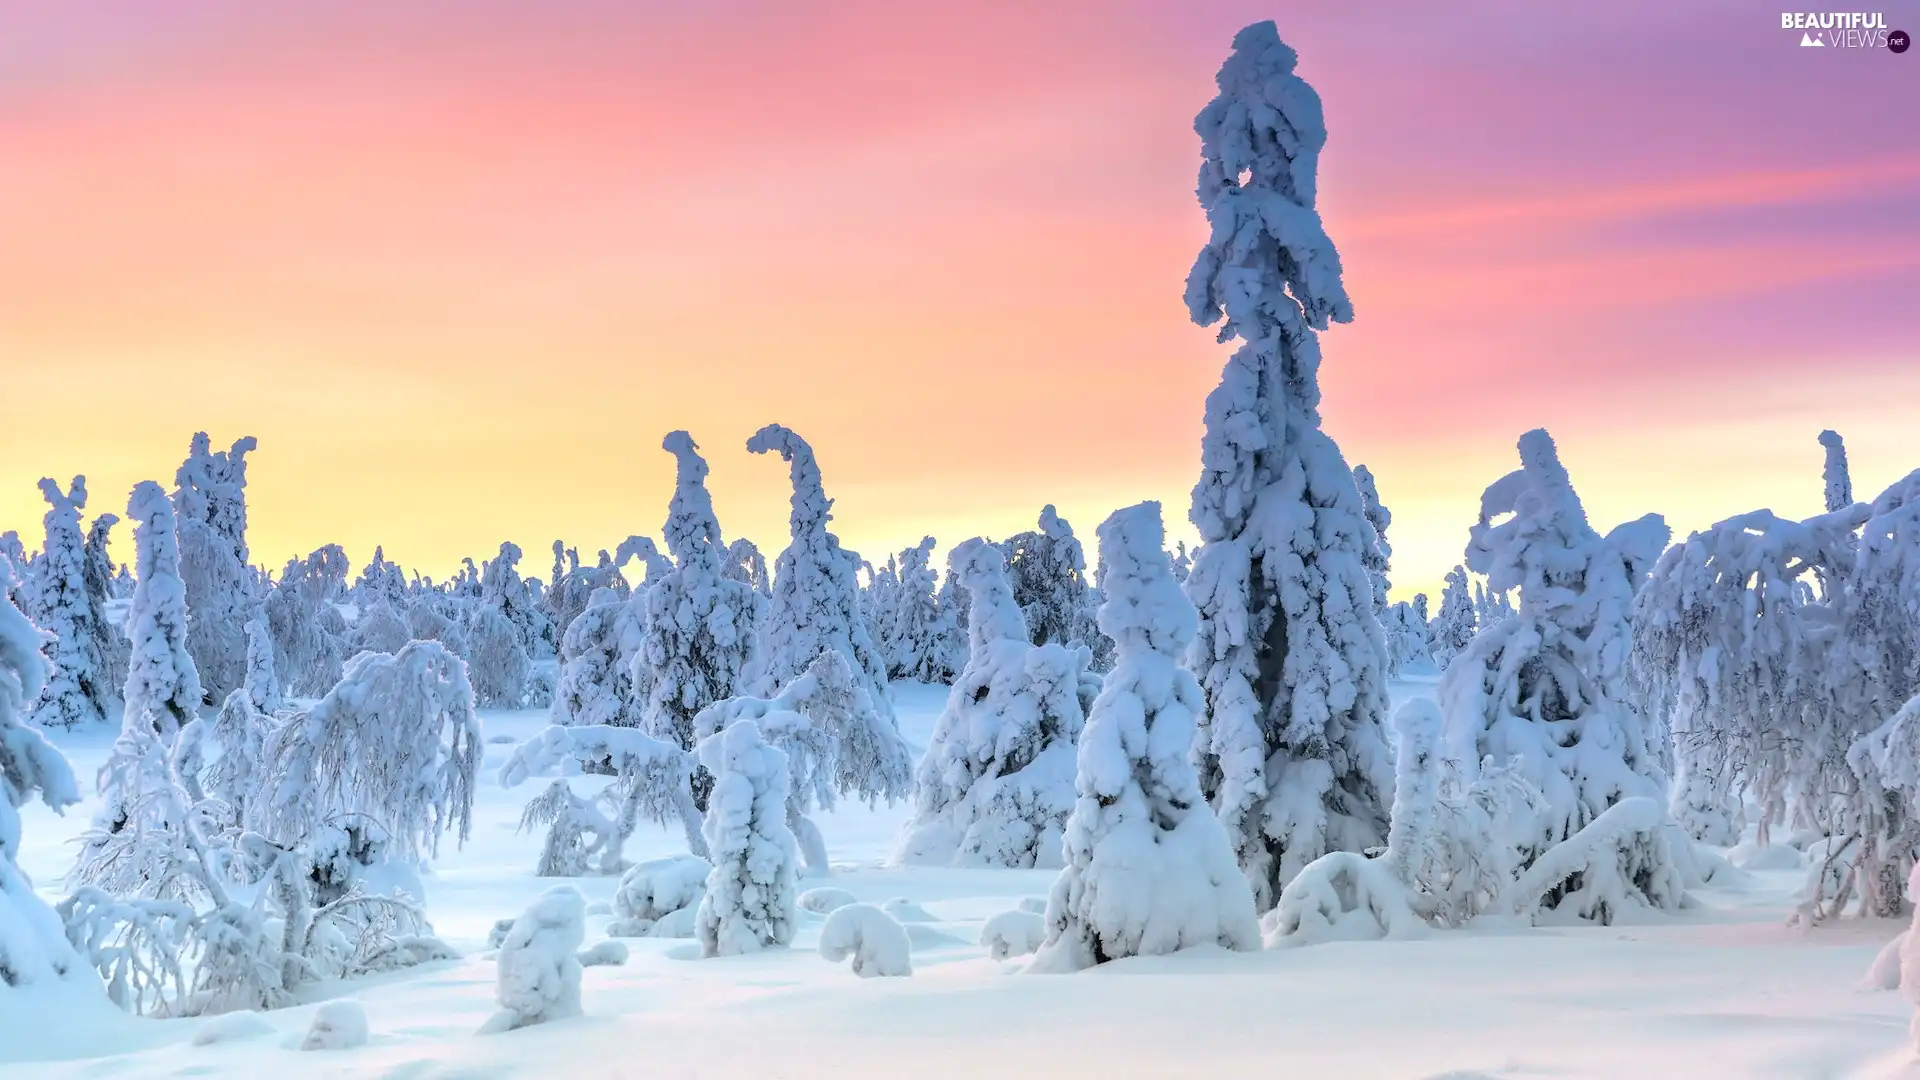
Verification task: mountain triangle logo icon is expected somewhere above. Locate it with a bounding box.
[1801,31,1825,44]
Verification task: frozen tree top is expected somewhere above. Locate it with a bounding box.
[746,424,831,539]
[661,432,724,565]
[1093,502,1193,657]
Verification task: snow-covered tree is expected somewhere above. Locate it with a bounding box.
[1033,502,1259,970]
[1440,429,1682,923]
[243,608,281,715]
[724,538,772,600]
[1385,601,1435,677]
[82,511,129,692]
[695,719,799,956]
[348,597,411,659]
[1180,21,1394,910]
[550,587,640,728]
[250,640,481,881]
[121,482,204,736]
[896,538,1092,869]
[927,566,968,684]
[1004,506,1102,661]
[884,537,943,681]
[1353,464,1394,632]
[817,903,912,977]
[1,555,88,991]
[1429,566,1477,670]
[30,477,113,728]
[741,425,895,729]
[635,434,759,795]
[1821,429,1854,513]
[172,433,257,704]
[1170,541,1192,584]
[499,721,707,871]
[264,548,349,698]
[478,542,547,658]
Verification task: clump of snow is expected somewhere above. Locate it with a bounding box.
[482,886,586,1034]
[1263,851,1428,947]
[817,903,912,978]
[880,897,935,923]
[300,999,369,1051]
[1034,502,1259,970]
[695,719,798,956]
[980,910,1045,961]
[608,854,710,937]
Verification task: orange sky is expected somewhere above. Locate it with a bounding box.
[3,0,1916,600]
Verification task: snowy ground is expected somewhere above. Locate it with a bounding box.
[9,679,1920,1080]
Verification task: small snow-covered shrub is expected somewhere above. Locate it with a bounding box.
[798,887,858,915]
[817,903,912,978]
[482,887,586,1034]
[1492,798,1682,925]
[1262,852,1427,948]
[300,999,368,1051]
[608,855,710,937]
[696,720,799,957]
[980,910,1045,961]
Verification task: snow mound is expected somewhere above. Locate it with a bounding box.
[1728,840,1803,871]
[300,1000,368,1051]
[980,910,1045,961]
[799,887,859,915]
[817,903,913,978]
[881,897,936,922]
[192,1011,274,1046]
[1017,897,1046,915]
[578,940,629,967]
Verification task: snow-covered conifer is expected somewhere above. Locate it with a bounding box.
[0,556,87,990]
[1181,22,1393,909]
[264,548,349,698]
[1353,463,1394,627]
[725,538,772,598]
[1821,429,1855,513]
[695,719,798,956]
[243,608,281,715]
[635,434,759,780]
[122,482,204,735]
[550,587,639,728]
[1430,566,1477,670]
[83,512,129,692]
[1033,502,1259,970]
[1005,506,1100,658]
[883,537,943,681]
[349,598,411,659]
[741,425,895,725]
[171,433,257,703]
[927,567,968,684]
[1440,430,1682,923]
[1170,541,1192,584]
[30,477,113,728]
[896,539,1090,869]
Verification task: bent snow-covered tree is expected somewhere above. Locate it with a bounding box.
[896,539,1092,869]
[1033,502,1259,970]
[695,719,799,956]
[1181,21,1393,909]
[30,477,113,729]
[1440,429,1683,924]
[1,556,88,991]
[741,425,896,729]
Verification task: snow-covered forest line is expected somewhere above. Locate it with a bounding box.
[6,18,1920,1079]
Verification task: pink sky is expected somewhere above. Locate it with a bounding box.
[2,0,1915,599]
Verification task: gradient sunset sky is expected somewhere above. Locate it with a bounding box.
[3,0,1916,600]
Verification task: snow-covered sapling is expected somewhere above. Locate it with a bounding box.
[608,854,711,937]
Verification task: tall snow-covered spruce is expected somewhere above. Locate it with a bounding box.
[172,433,258,704]
[1032,503,1259,971]
[1440,429,1683,923]
[30,477,113,729]
[1180,21,1393,909]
